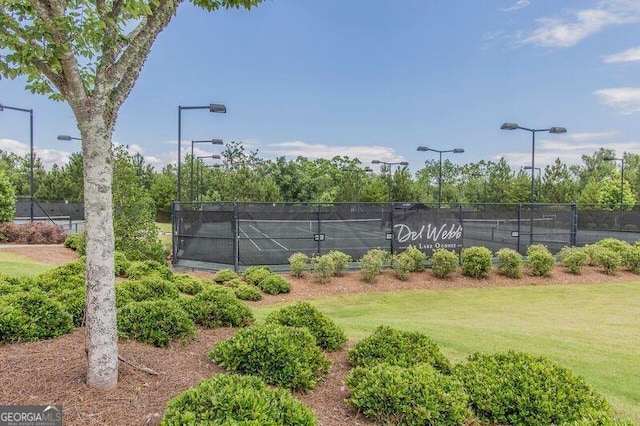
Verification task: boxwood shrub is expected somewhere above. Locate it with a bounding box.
[525,244,555,276]
[0,291,73,342]
[118,276,180,302]
[558,246,588,275]
[114,251,131,277]
[346,363,469,425]
[34,260,85,292]
[430,248,459,278]
[310,254,335,284]
[180,286,254,328]
[391,252,414,281]
[209,323,331,391]
[213,268,239,283]
[594,246,622,275]
[403,247,427,272]
[51,287,86,327]
[160,374,317,426]
[454,351,613,425]
[232,283,263,301]
[288,252,309,277]
[265,301,347,351]
[496,247,523,278]
[243,266,272,286]
[117,299,196,347]
[125,260,174,280]
[326,250,351,276]
[173,274,205,295]
[258,274,291,295]
[348,325,451,373]
[359,248,388,283]
[461,246,492,278]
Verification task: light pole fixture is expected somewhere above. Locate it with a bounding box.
[190,138,223,203]
[416,146,465,206]
[57,135,82,141]
[500,122,566,204]
[603,155,625,209]
[177,103,226,202]
[371,160,409,202]
[1,103,34,221]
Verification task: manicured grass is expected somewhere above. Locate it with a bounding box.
[253,282,640,423]
[156,222,172,250]
[0,251,55,277]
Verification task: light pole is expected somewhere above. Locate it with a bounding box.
[500,123,566,204]
[416,146,464,206]
[603,155,625,209]
[523,166,542,202]
[177,103,226,202]
[1,103,34,221]
[190,139,223,202]
[196,155,221,202]
[57,135,82,141]
[371,160,409,202]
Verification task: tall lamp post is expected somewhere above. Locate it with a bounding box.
[196,155,221,202]
[177,103,226,202]
[603,155,625,209]
[190,139,223,202]
[523,166,542,202]
[371,160,409,202]
[416,146,464,206]
[1,103,34,221]
[500,123,566,204]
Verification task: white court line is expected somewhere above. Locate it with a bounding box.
[238,226,261,251]
[249,225,289,251]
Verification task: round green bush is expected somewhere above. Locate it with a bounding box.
[430,248,459,278]
[51,287,86,327]
[265,301,347,351]
[558,246,588,275]
[0,291,73,342]
[209,323,331,391]
[222,278,244,288]
[34,260,85,292]
[496,247,523,278]
[582,244,602,266]
[125,260,174,280]
[288,252,309,277]
[114,250,131,277]
[596,238,631,253]
[160,374,317,426]
[621,245,640,273]
[359,248,388,283]
[213,268,239,283]
[117,299,196,347]
[181,286,254,328]
[119,276,180,302]
[258,274,291,295]
[461,246,492,278]
[525,244,555,276]
[233,283,263,301]
[64,232,86,254]
[326,250,351,276]
[243,266,272,286]
[173,274,205,295]
[348,325,451,373]
[403,247,427,272]
[310,254,336,284]
[346,363,469,425]
[594,246,622,275]
[454,351,613,426]
[391,252,414,281]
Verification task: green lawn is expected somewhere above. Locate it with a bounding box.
[0,251,56,276]
[156,222,172,250]
[253,282,640,423]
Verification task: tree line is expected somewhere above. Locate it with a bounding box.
[1,141,638,219]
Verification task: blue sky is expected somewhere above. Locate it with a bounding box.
[1,0,640,173]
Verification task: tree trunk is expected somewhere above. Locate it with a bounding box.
[80,114,118,390]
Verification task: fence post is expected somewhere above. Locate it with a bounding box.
[233,201,239,272]
[517,203,522,254]
[317,202,322,255]
[171,201,177,265]
[570,202,578,247]
[389,202,394,255]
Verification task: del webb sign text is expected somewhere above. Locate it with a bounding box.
[392,210,463,255]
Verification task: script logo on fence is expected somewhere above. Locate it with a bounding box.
[392,210,463,255]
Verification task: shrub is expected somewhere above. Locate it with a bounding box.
[173,274,205,295]
[181,286,254,328]
[461,246,492,278]
[222,278,244,288]
[0,222,67,244]
[115,284,135,308]
[114,251,131,277]
[430,248,459,278]
[310,254,335,284]
[326,250,351,276]
[258,274,291,295]
[209,323,331,391]
[403,247,427,272]
[125,260,174,280]
[0,291,73,342]
[594,246,622,275]
[233,283,263,301]
[288,252,309,277]
[213,268,239,283]
[558,246,588,275]
[119,276,179,302]
[348,325,451,373]
[391,252,413,281]
[34,260,85,292]
[265,302,347,351]
[496,247,523,278]
[454,351,613,426]
[51,287,86,327]
[583,244,603,266]
[525,244,555,276]
[64,232,86,254]
[243,266,272,286]
[359,248,388,283]
[0,170,16,222]
[596,238,631,253]
[621,245,640,273]
[160,374,317,426]
[117,300,196,347]
[346,363,469,425]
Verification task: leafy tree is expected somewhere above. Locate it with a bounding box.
[0,169,16,222]
[0,0,263,389]
[578,178,602,207]
[541,158,578,203]
[597,172,636,211]
[149,165,177,221]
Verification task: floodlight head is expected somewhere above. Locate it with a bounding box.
[57,135,72,141]
[602,156,618,162]
[500,122,519,130]
[549,127,567,134]
[364,166,373,172]
[211,154,221,159]
[211,138,224,145]
[209,103,227,113]
[417,146,430,152]
[0,104,3,112]
[453,148,465,153]
[399,161,409,166]
[371,160,381,164]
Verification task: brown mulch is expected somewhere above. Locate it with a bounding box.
[1,245,638,425]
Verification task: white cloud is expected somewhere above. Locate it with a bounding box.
[593,87,640,114]
[501,0,531,12]
[562,131,619,142]
[520,1,640,48]
[261,140,406,166]
[603,45,640,63]
[0,138,29,156]
[0,138,73,170]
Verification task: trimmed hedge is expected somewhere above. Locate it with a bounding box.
[461,246,493,278]
[243,266,272,286]
[258,274,291,295]
[496,247,523,278]
[525,244,555,276]
[232,283,263,301]
[212,268,238,283]
[118,276,180,302]
[430,248,459,278]
[124,260,174,280]
[0,291,73,342]
[160,374,317,426]
[180,286,254,328]
[173,274,205,295]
